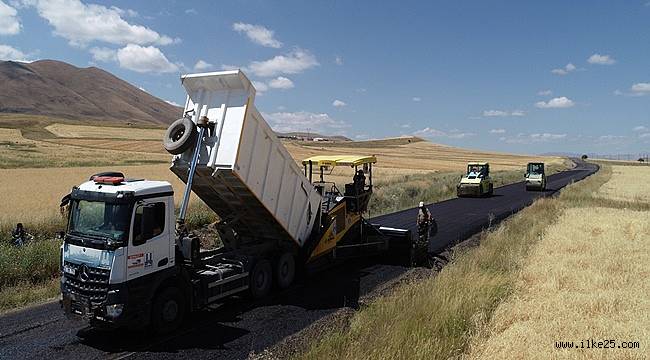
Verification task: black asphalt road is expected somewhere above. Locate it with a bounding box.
[0,160,598,360]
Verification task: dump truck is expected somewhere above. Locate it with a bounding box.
[524,162,546,191]
[456,162,494,197]
[59,70,412,333]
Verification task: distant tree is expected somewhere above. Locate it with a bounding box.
[581,154,588,160]
[639,158,645,163]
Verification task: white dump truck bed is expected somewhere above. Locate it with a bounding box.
[170,70,322,248]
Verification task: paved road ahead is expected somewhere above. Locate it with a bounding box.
[0,160,598,360]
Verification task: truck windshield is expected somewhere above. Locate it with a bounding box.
[528,164,544,174]
[68,200,132,243]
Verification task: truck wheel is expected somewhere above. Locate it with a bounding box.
[163,118,197,155]
[275,253,295,289]
[152,286,185,334]
[487,184,494,196]
[249,260,272,298]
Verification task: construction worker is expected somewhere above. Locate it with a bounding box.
[417,201,432,241]
[353,169,366,193]
[11,223,30,246]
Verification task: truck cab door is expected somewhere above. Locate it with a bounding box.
[126,198,171,281]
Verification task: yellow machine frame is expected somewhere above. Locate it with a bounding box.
[302,155,377,260]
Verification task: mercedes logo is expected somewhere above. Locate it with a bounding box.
[78,264,90,282]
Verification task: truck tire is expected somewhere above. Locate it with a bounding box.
[163,118,197,155]
[275,253,295,289]
[151,286,185,334]
[249,260,272,298]
[487,183,494,196]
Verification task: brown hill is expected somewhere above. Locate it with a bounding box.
[0,59,180,125]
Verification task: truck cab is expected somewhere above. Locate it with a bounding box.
[525,162,546,191]
[61,175,178,329]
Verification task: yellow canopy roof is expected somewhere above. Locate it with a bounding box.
[302,155,377,167]
[467,162,489,166]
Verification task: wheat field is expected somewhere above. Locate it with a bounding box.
[596,165,650,203]
[45,123,166,140]
[466,165,649,359]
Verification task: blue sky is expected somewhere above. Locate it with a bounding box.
[1,0,649,154]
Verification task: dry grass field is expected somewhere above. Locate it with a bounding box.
[464,164,649,359]
[45,123,166,140]
[597,165,650,203]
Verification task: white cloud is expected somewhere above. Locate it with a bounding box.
[252,80,269,94]
[0,43,29,61]
[598,135,626,142]
[633,125,648,132]
[0,0,21,35]
[185,8,197,15]
[551,63,576,75]
[538,89,552,96]
[232,22,282,48]
[116,44,178,73]
[193,59,212,71]
[482,109,525,117]
[631,82,650,94]
[501,132,567,144]
[332,99,347,107]
[165,100,181,107]
[89,47,116,62]
[535,96,575,109]
[262,111,348,133]
[412,97,421,102]
[247,48,319,77]
[639,133,650,139]
[27,0,176,46]
[489,129,506,134]
[413,127,475,139]
[587,53,616,65]
[220,64,240,71]
[267,76,294,89]
[356,88,367,93]
[334,55,343,65]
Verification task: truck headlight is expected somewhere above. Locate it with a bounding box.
[105,304,124,318]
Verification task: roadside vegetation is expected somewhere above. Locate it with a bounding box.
[297,162,628,360]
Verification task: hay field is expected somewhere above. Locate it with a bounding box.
[597,165,650,203]
[0,126,167,168]
[45,123,165,140]
[466,165,649,359]
[284,138,564,173]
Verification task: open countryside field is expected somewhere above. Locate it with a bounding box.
[0,119,566,226]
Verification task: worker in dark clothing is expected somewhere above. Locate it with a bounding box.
[416,202,432,239]
[11,223,30,246]
[353,169,366,193]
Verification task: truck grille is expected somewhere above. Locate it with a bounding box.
[63,261,110,303]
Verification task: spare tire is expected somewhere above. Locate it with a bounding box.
[163,118,197,155]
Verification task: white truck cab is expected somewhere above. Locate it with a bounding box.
[61,175,180,328]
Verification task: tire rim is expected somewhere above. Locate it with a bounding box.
[162,299,178,323]
[171,127,185,142]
